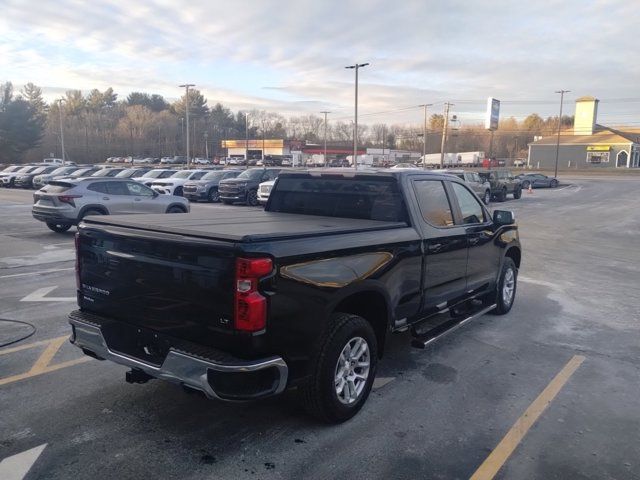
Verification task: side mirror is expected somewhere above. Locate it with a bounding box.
[152,191,159,198]
[493,210,515,226]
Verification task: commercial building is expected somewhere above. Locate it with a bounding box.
[528,97,640,169]
[221,139,303,158]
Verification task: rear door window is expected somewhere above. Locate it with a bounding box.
[126,182,154,196]
[87,182,108,194]
[412,180,454,227]
[106,181,130,195]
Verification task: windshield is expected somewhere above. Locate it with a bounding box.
[236,169,265,180]
[31,166,49,174]
[70,168,93,177]
[171,171,194,179]
[91,168,112,176]
[49,167,74,175]
[141,170,165,178]
[201,171,226,181]
[115,169,142,178]
[268,176,408,222]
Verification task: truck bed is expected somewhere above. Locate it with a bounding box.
[82,210,407,243]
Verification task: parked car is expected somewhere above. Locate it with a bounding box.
[436,169,492,205]
[192,157,211,165]
[257,179,275,205]
[90,168,127,178]
[58,167,101,181]
[183,169,242,202]
[513,159,526,167]
[14,165,59,188]
[329,159,351,168]
[516,173,559,189]
[150,170,208,196]
[218,167,281,206]
[32,178,189,233]
[390,162,418,170]
[69,169,520,422]
[32,166,82,189]
[478,170,522,202]
[160,156,187,165]
[114,168,152,179]
[1,166,41,187]
[131,169,178,186]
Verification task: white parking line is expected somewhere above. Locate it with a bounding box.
[20,286,76,302]
[0,444,47,480]
[0,267,75,279]
[373,377,395,390]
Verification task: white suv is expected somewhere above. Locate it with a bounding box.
[150,170,208,196]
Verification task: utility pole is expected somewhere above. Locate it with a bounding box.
[440,102,453,168]
[179,84,195,167]
[554,90,570,179]
[57,99,66,162]
[345,62,369,170]
[261,119,266,163]
[321,111,330,166]
[204,132,209,160]
[420,103,433,169]
[244,112,249,165]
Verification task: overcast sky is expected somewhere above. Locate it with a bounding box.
[1,0,638,125]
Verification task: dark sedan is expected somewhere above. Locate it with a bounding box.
[517,173,559,189]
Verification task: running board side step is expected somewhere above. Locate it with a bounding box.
[411,303,497,349]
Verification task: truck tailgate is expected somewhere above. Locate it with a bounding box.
[77,224,236,349]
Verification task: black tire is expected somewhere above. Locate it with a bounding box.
[208,188,220,203]
[301,312,378,423]
[513,186,522,199]
[491,257,517,315]
[497,187,507,202]
[46,222,71,233]
[8,178,15,188]
[81,209,105,220]
[174,186,183,197]
[166,205,186,213]
[550,179,559,188]
[482,190,491,205]
[246,189,259,206]
[521,180,530,189]
[222,200,234,205]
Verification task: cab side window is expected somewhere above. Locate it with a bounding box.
[87,182,108,194]
[126,182,154,196]
[413,180,454,227]
[106,181,129,196]
[451,182,486,225]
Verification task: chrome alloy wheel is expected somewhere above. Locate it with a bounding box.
[503,267,515,306]
[334,336,370,405]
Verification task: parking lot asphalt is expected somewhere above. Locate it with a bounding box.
[1,177,639,480]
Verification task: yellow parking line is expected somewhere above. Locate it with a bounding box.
[470,355,585,480]
[0,336,92,387]
[0,337,65,356]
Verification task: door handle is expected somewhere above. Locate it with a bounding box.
[102,197,109,200]
[427,243,442,253]
[469,237,480,246]
[134,198,142,201]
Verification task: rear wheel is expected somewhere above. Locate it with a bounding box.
[166,205,186,213]
[46,222,71,233]
[550,179,559,188]
[482,190,491,205]
[513,186,522,199]
[491,257,517,315]
[247,189,259,206]
[521,180,530,189]
[208,188,220,203]
[301,312,377,423]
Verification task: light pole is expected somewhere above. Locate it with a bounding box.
[261,119,266,163]
[57,99,66,162]
[244,112,250,165]
[345,62,369,170]
[321,111,330,166]
[420,103,433,169]
[440,102,453,168]
[554,90,570,178]
[179,84,195,167]
[204,132,209,160]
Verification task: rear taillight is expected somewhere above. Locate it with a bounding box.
[74,233,81,290]
[234,257,273,332]
[58,194,82,207]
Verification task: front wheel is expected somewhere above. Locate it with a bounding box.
[482,190,491,205]
[166,205,186,213]
[46,222,71,233]
[208,188,220,203]
[491,257,517,315]
[497,187,507,202]
[246,189,259,206]
[550,179,559,188]
[301,313,377,423]
[521,180,530,189]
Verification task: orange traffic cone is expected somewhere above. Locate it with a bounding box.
[528,184,533,194]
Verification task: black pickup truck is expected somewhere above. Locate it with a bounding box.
[69,170,521,422]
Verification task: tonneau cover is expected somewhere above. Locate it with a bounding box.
[82,210,407,243]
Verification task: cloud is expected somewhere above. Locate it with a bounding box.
[1,0,638,124]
